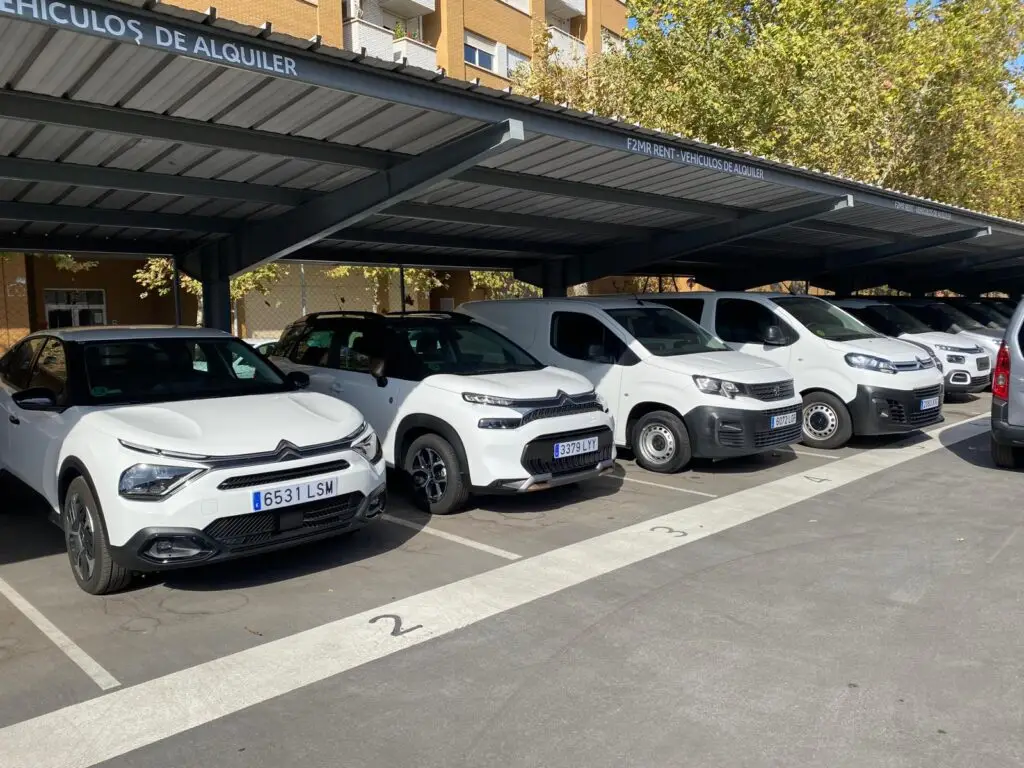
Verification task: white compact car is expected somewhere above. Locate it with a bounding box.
[644,292,945,449]
[0,327,386,595]
[271,311,616,515]
[832,298,991,395]
[892,299,1003,362]
[461,298,803,473]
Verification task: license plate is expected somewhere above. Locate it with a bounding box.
[977,357,990,371]
[554,436,599,458]
[919,397,940,410]
[252,477,338,512]
[770,411,798,429]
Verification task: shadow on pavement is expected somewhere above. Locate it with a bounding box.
[0,474,65,567]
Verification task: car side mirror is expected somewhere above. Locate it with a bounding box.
[12,387,59,410]
[286,371,310,390]
[369,357,388,387]
[763,325,787,346]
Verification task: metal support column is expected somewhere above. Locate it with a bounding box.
[171,256,182,326]
[200,252,232,331]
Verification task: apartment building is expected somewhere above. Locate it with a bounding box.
[169,0,628,86]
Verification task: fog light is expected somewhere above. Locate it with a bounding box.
[874,400,890,419]
[366,487,387,517]
[143,535,213,563]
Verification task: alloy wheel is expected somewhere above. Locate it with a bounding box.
[65,491,96,583]
[411,447,448,503]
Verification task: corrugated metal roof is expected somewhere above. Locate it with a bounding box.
[0,0,1018,294]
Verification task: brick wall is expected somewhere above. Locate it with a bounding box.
[166,0,343,47]
[0,254,31,353]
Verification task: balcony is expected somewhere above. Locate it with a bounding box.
[546,0,585,19]
[380,0,435,16]
[393,37,438,71]
[343,19,393,61]
[547,26,586,63]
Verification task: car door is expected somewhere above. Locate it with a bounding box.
[712,297,794,368]
[0,337,44,474]
[546,310,625,425]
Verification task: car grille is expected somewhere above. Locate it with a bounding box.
[977,357,990,371]
[203,492,365,551]
[887,386,943,427]
[746,380,795,401]
[717,407,801,448]
[217,460,350,490]
[519,392,604,425]
[521,426,613,476]
[971,374,992,387]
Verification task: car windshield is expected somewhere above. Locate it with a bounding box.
[959,301,1008,328]
[772,296,878,341]
[83,337,289,405]
[605,306,730,356]
[391,319,543,376]
[846,304,933,336]
[927,303,985,331]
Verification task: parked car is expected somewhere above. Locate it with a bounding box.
[939,297,1010,330]
[642,292,944,449]
[888,298,1002,361]
[246,338,279,356]
[0,327,386,595]
[991,299,1024,468]
[832,298,990,395]
[461,298,803,473]
[270,311,616,514]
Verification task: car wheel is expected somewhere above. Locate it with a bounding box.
[631,410,692,473]
[404,434,469,515]
[801,392,853,450]
[990,435,1021,469]
[63,476,133,595]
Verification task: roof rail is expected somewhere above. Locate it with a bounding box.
[384,310,467,318]
[303,310,383,321]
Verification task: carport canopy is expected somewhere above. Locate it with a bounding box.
[1,0,1024,330]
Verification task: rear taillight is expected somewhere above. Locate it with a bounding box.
[993,342,1010,400]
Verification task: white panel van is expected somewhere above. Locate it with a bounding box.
[461,298,803,473]
[643,292,945,449]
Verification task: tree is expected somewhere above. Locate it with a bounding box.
[323,265,443,311]
[470,271,541,298]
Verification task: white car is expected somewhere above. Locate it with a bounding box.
[461,298,804,472]
[271,311,616,515]
[893,299,1003,362]
[832,298,991,395]
[0,327,386,595]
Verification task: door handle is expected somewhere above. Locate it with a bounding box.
[8,413,19,425]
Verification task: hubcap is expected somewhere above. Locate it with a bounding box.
[411,447,448,503]
[638,423,676,465]
[803,402,839,441]
[65,492,95,582]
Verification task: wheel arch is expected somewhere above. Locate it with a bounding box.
[394,414,471,481]
[625,401,686,446]
[57,458,108,535]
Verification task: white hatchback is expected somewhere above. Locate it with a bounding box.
[0,327,386,595]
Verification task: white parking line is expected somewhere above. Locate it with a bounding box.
[0,415,986,768]
[0,576,120,692]
[790,448,841,460]
[615,475,718,498]
[382,514,521,561]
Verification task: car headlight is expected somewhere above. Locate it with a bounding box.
[119,464,204,499]
[353,428,383,464]
[844,353,897,374]
[693,376,741,398]
[936,344,967,353]
[946,354,966,365]
[462,392,516,407]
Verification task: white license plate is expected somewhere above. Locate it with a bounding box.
[252,477,339,512]
[554,436,599,458]
[771,411,798,429]
[919,397,940,410]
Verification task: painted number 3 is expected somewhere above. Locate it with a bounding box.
[369,614,423,637]
[651,525,688,537]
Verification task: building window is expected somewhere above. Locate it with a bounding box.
[464,31,495,71]
[43,289,106,329]
[506,47,530,77]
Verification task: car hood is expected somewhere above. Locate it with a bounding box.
[426,367,593,398]
[85,392,366,457]
[962,327,1003,340]
[648,351,786,383]
[826,336,925,362]
[898,331,983,352]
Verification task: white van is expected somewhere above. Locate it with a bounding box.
[642,292,945,449]
[832,298,991,395]
[461,298,803,473]
[271,311,615,514]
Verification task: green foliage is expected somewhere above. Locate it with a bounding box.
[513,0,1024,221]
[51,254,99,272]
[470,271,541,298]
[325,265,442,310]
[133,258,286,301]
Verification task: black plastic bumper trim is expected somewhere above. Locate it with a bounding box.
[682,404,802,459]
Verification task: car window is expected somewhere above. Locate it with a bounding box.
[605,307,729,356]
[0,338,44,390]
[771,296,877,342]
[715,299,791,344]
[83,337,289,404]
[290,328,335,368]
[27,338,68,398]
[927,303,984,331]
[338,329,374,373]
[275,324,305,358]
[391,319,542,376]
[845,304,932,336]
[550,311,626,363]
[651,297,705,324]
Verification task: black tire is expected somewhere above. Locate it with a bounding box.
[403,433,470,515]
[62,476,133,595]
[630,410,692,473]
[990,435,1021,469]
[800,391,853,450]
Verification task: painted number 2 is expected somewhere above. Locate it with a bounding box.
[651,525,687,537]
[369,614,422,637]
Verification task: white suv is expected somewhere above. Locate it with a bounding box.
[271,311,616,515]
[0,327,386,595]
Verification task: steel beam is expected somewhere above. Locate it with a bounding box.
[182,119,524,275]
[0,156,314,207]
[515,196,853,287]
[0,201,236,233]
[330,228,586,256]
[0,235,177,256]
[810,227,991,277]
[286,249,524,270]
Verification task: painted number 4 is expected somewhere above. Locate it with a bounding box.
[369,614,422,637]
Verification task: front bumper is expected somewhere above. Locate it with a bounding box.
[991,398,1024,446]
[479,425,617,492]
[683,404,802,459]
[110,483,387,572]
[944,369,991,393]
[848,383,944,436]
